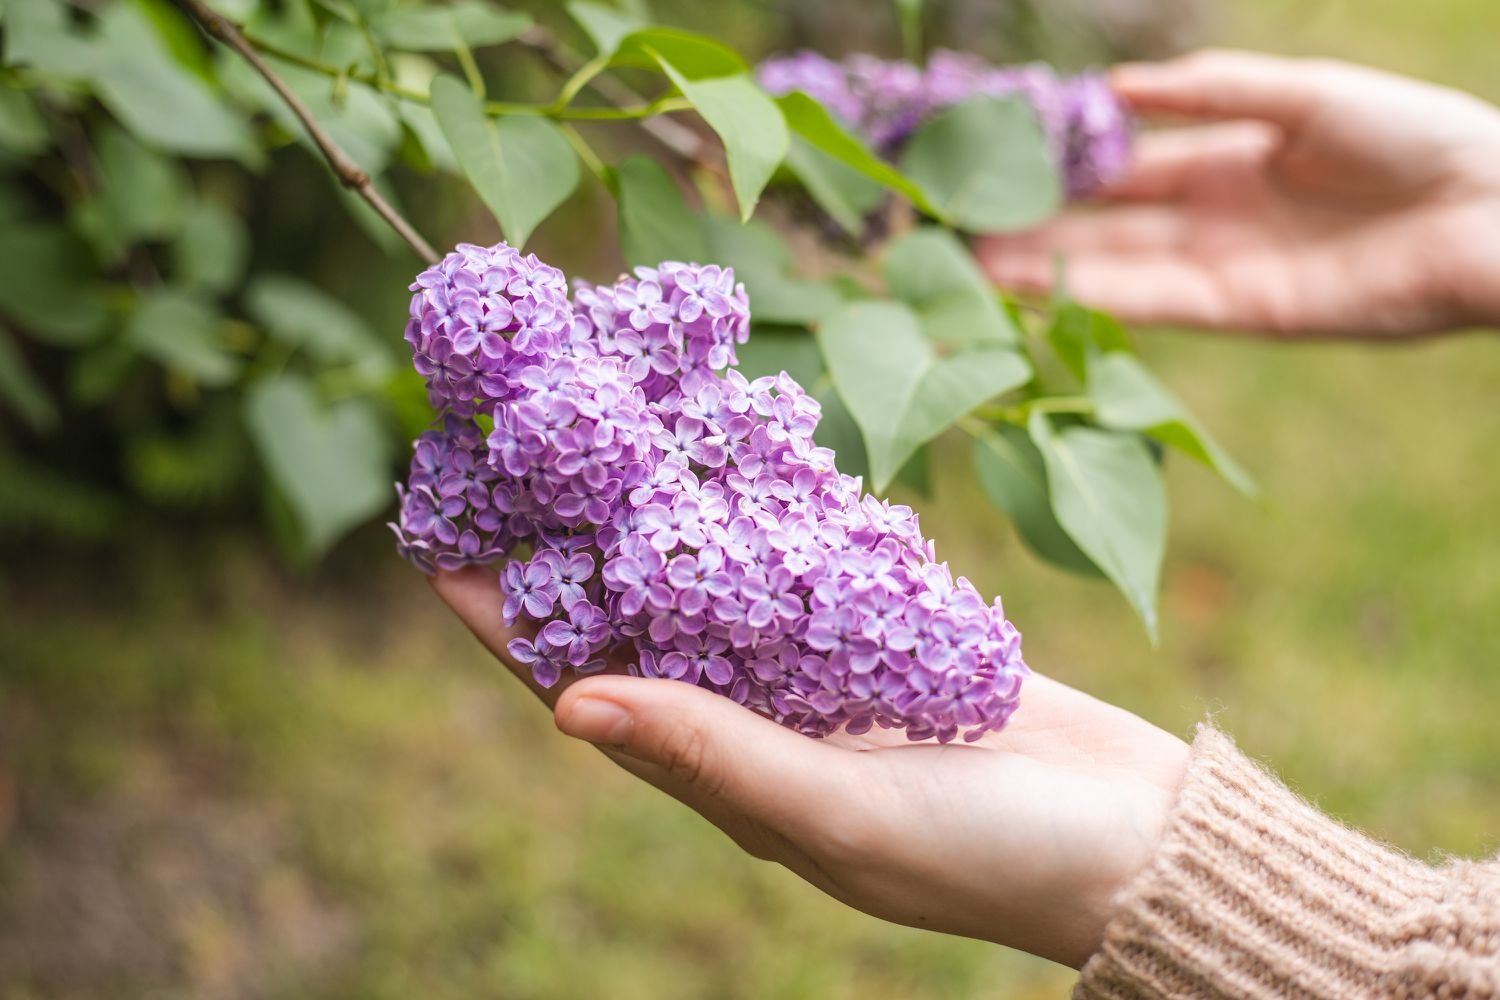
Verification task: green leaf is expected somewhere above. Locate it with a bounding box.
[371,1,531,52]
[1029,412,1165,639]
[0,224,108,345]
[613,155,709,268]
[2,0,101,77]
[783,136,883,235]
[774,92,938,216]
[245,274,393,382]
[132,0,214,82]
[398,103,459,173]
[731,325,824,389]
[820,300,1031,491]
[243,374,392,557]
[611,28,745,76]
[568,0,644,56]
[649,51,787,221]
[96,124,189,244]
[884,227,1021,347]
[701,217,841,326]
[172,200,249,295]
[1047,301,1132,382]
[902,96,1061,233]
[0,326,59,432]
[429,74,580,248]
[126,289,241,386]
[1089,351,1258,498]
[0,86,50,156]
[91,1,257,160]
[971,422,1099,575]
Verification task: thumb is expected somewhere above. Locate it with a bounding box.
[1112,48,1322,128]
[554,675,852,837]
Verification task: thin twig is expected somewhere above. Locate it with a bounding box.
[234,33,695,121]
[177,0,440,265]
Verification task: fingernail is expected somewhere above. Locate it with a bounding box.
[559,697,634,745]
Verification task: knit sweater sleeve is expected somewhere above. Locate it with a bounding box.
[1073,726,1500,1000]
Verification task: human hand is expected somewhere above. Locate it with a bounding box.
[431,566,1189,969]
[981,49,1500,338]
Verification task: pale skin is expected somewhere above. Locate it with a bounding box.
[433,565,1188,970]
[982,49,1500,337]
[431,51,1500,972]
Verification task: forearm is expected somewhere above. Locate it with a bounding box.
[1075,727,1500,999]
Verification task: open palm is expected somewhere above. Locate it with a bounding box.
[433,566,1187,969]
[982,50,1500,337]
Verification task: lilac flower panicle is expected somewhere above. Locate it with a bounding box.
[755,49,1133,198]
[393,242,1028,743]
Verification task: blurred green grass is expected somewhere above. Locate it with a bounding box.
[4,2,1500,997]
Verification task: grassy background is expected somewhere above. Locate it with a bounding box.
[4,1,1499,996]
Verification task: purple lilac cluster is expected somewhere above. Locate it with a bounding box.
[392,243,1028,743]
[757,49,1132,197]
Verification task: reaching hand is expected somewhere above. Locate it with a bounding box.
[431,566,1189,969]
[981,49,1500,338]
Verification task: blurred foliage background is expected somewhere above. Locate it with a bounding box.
[3,0,1499,997]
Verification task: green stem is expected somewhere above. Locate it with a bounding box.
[354,14,392,89]
[550,52,610,112]
[449,28,486,99]
[972,396,1095,425]
[241,34,689,120]
[559,122,609,185]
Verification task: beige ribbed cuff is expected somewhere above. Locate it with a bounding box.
[1071,725,1489,1000]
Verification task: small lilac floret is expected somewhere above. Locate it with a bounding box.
[392,243,1028,743]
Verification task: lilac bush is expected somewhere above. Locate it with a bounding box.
[757,49,1133,197]
[392,243,1028,743]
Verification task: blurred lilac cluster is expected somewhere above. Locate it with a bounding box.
[392,242,1027,742]
[757,49,1132,197]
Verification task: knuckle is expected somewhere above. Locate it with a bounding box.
[657,722,721,795]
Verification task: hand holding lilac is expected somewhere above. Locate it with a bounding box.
[433,566,1190,970]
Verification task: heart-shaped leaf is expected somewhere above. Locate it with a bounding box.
[1028,412,1165,640]
[775,92,939,217]
[1089,351,1258,498]
[820,300,1031,491]
[971,422,1099,575]
[701,217,842,326]
[91,1,258,161]
[372,2,531,52]
[783,136,884,235]
[613,155,710,268]
[902,96,1060,233]
[648,51,787,222]
[430,74,580,248]
[884,228,1020,347]
[568,1,644,56]
[244,375,392,557]
[0,224,109,345]
[126,289,241,387]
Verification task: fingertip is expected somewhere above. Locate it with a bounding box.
[554,688,635,745]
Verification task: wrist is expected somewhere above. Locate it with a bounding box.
[1046,737,1190,969]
